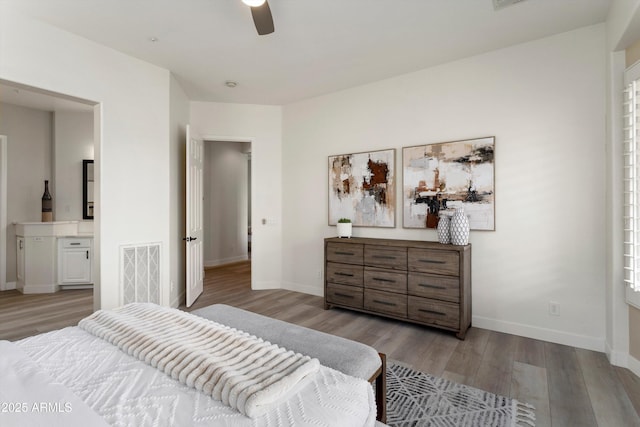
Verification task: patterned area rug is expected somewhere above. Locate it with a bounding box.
[386,363,536,427]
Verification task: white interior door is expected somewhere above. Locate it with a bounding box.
[185,125,204,307]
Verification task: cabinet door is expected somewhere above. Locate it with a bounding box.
[16,237,25,284]
[59,248,92,284]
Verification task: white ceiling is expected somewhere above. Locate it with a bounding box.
[0,82,95,112]
[6,0,612,106]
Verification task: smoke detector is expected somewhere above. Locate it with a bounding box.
[493,0,527,10]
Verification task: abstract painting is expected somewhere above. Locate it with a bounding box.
[328,149,395,227]
[403,137,495,230]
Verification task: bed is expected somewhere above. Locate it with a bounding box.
[0,303,384,427]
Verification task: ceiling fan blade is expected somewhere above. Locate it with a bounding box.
[250,1,274,35]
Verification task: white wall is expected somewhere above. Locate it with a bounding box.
[282,24,607,351]
[53,111,93,221]
[169,75,189,308]
[0,103,52,284]
[604,0,640,369]
[0,1,615,356]
[0,6,172,309]
[203,141,249,267]
[190,102,282,290]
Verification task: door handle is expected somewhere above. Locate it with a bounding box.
[183,237,198,242]
[86,250,89,260]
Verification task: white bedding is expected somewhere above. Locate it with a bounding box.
[4,326,376,427]
[78,303,321,418]
[0,340,110,427]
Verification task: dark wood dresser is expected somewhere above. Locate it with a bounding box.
[324,237,471,339]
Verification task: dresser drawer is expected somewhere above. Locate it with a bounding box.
[59,237,91,248]
[408,248,459,276]
[365,267,407,294]
[326,283,363,309]
[365,289,407,317]
[408,297,459,329]
[327,262,363,287]
[365,245,407,270]
[408,273,459,303]
[327,242,364,265]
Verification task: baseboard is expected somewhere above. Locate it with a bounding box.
[2,281,16,291]
[171,291,184,309]
[472,315,605,352]
[20,283,59,294]
[628,354,640,378]
[251,280,281,290]
[605,341,629,367]
[204,255,248,268]
[281,281,323,297]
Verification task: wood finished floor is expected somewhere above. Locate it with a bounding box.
[2,261,640,426]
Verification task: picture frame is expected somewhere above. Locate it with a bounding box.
[403,137,495,230]
[328,148,395,227]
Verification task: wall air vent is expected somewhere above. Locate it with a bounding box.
[121,242,161,305]
[493,0,527,10]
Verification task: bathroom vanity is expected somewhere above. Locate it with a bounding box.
[14,221,93,293]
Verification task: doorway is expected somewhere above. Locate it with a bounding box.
[202,140,252,270]
[0,81,99,310]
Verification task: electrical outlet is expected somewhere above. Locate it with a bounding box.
[317,270,323,280]
[549,301,560,316]
[170,281,175,292]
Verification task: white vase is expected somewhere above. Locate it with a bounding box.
[336,222,352,238]
[437,215,451,244]
[450,208,469,245]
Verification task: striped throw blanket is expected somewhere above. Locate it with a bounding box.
[78,303,320,418]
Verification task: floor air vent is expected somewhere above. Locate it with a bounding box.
[121,243,161,305]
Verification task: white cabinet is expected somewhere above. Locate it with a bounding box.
[15,236,57,293]
[58,237,93,288]
[14,222,94,294]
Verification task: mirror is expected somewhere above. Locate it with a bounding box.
[83,160,94,220]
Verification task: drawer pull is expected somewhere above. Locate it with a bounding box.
[419,259,445,264]
[335,272,355,277]
[335,292,354,299]
[418,284,446,289]
[373,277,395,283]
[419,308,446,316]
[373,299,396,307]
[70,242,81,246]
[373,255,396,260]
[335,251,355,256]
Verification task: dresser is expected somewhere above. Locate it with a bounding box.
[324,237,471,339]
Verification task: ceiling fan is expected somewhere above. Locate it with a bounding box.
[242,0,275,35]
